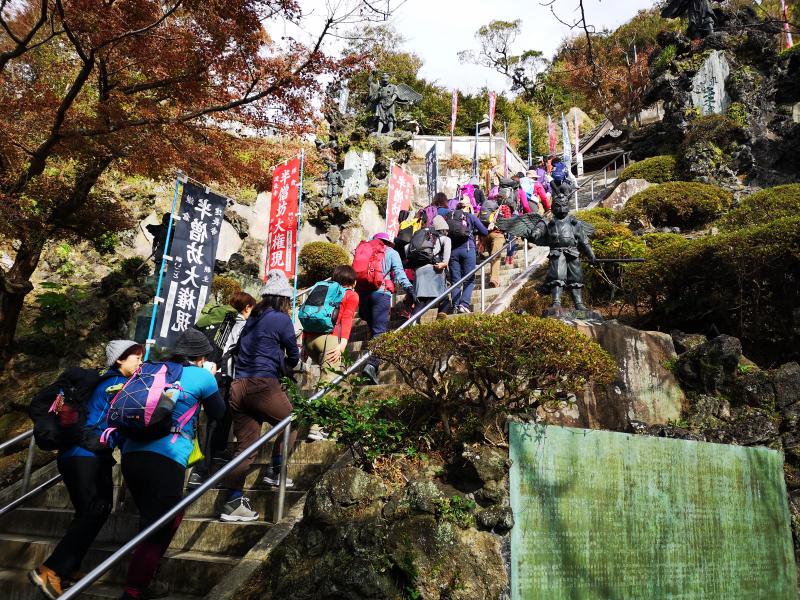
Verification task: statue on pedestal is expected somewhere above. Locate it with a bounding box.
[497,194,597,312]
[661,0,716,40]
[323,161,345,209]
[367,71,423,135]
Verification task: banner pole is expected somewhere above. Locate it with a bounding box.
[144,171,183,361]
[385,159,394,232]
[291,149,305,322]
[527,116,532,169]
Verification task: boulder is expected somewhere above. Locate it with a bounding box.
[599,178,653,211]
[304,466,386,526]
[774,362,800,409]
[475,505,515,534]
[675,334,742,395]
[448,445,509,506]
[670,330,708,354]
[574,320,684,428]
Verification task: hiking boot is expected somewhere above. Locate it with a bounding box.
[262,467,295,488]
[220,496,259,522]
[186,471,206,489]
[362,364,380,385]
[143,578,169,599]
[488,279,500,288]
[28,566,63,600]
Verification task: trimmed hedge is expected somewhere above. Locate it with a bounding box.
[621,182,733,229]
[626,215,800,364]
[618,155,679,184]
[719,184,800,231]
[298,241,350,286]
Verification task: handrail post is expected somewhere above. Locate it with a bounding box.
[276,423,291,522]
[21,436,35,494]
[591,180,594,202]
[480,264,485,313]
[604,167,607,186]
[524,240,529,271]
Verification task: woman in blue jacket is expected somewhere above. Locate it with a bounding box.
[29,340,142,600]
[220,269,300,523]
[118,329,224,600]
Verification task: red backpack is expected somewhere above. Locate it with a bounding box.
[353,239,389,293]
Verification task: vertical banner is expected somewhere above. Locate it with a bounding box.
[503,121,509,177]
[548,115,557,157]
[781,0,794,48]
[450,90,458,141]
[385,163,414,240]
[265,155,302,280]
[155,181,228,348]
[425,143,438,201]
[488,91,497,133]
[527,116,533,168]
[561,112,572,166]
[472,122,479,178]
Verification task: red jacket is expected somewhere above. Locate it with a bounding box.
[303,288,359,342]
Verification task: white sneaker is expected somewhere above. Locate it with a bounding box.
[219,496,259,522]
[457,304,472,314]
[262,468,294,488]
[307,427,330,441]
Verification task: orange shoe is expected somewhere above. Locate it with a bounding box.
[28,565,63,599]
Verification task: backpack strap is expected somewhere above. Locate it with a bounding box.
[171,402,198,444]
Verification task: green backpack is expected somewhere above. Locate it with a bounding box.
[195,303,238,362]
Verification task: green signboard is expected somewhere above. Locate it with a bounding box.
[509,423,797,599]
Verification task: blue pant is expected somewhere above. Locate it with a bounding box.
[507,237,517,258]
[358,290,392,368]
[449,243,476,310]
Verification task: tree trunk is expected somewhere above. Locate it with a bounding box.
[0,235,47,366]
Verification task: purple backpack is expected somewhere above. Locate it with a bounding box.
[101,362,194,443]
[423,205,438,228]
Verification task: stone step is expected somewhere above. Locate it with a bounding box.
[0,508,269,556]
[0,567,200,600]
[0,533,238,596]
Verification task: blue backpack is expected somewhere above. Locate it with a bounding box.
[298,281,346,334]
[552,162,569,183]
[101,362,190,443]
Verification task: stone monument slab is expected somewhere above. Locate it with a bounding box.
[510,423,797,599]
[341,150,375,200]
[690,50,732,116]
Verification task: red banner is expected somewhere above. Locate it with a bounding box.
[450,90,458,137]
[265,156,301,279]
[385,164,414,240]
[548,115,557,156]
[488,91,497,133]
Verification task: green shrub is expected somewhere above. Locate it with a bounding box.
[683,114,744,150]
[509,277,551,316]
[618,155,679,184]
[366,186,388,217]
[719,184,800,231]
[652,45,677,75]
[370,314,617,441]
[211,275,242,304]
[626,215,800,365]
[726,102,748,128]
[641,232,685,249]
[298,241,350,287]
[621,182,733,229]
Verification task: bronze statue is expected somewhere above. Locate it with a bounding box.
[323,161,345,208]
[369,72,399,134]
[661,0,716,40]
[497,194,596,310]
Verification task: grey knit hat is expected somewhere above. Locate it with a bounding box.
[261,269,293,298]
[174,328,214,358]
[106,339,139,367]
[432,215,449,231]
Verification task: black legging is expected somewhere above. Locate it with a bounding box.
[120,451,185,595]
[43,455,114,578]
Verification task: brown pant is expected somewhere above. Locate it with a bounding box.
[225,377,297,491]
[484,230,506,284]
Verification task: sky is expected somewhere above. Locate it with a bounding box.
[391,0,657,93]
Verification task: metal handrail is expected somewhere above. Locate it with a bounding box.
[42,237,517,600]
[0,428,32,453]
[0,474,62,518]
[572,151,632,210]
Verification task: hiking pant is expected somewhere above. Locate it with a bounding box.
[449,243,476,309]
[121,451,185,597]
[304,334,342,385]
[358,290,391,369]
[484,231,505,285]
[194,378,233,477]
[43,455,114,578]
[225,377,297,492]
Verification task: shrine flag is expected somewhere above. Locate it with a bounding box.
[561,112,572,165]
[265,156,302,280]
[548,115,557,156]
[385,164,414,240]
[488,91,497,134]
[425,144,438,201]
[450,90,458,137]
[155,181,227,348]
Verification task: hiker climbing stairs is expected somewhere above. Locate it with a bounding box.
[0,440,339,600]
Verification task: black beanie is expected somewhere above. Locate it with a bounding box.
[173,328,214,358]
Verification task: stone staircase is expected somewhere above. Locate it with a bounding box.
[0,246,531,599]
[0,439,339,600]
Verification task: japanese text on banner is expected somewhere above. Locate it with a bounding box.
[155,181,227,348]
[385,164,414,240]
[265,157,301,279]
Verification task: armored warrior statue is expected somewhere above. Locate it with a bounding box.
[497,194,596,310]
[661,0,716,40]
[369,72,399,134]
